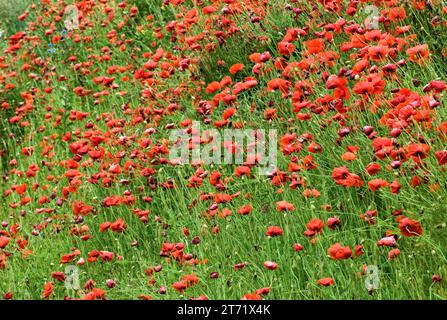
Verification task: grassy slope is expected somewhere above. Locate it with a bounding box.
[0,0,446,299]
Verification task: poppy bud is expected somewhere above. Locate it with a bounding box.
[183,253,193,260]
[263,261,278,270]
[363,125,374,135]
[338,68,347,77]
[154,265,162,272]
[3,292,12,300]
[338,127,350,137]
[422,84,432,92]
[106,279,116,288]
[390,128,402,137]
[391,160,401,169]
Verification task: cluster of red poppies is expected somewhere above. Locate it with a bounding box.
[0,0,446,300]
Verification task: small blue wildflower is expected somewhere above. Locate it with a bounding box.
[47,43,57,54]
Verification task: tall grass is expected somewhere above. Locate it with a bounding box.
[0,0,32,37]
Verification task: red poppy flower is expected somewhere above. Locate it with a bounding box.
[278,41,295,56]
[237,205,253,215]
[388,248,400,260]
[0,236,10,249]
[406,44,429,63]
[368,179,388,192]
[233,262,248,270]
[317,277,334,286]
[263,261,278,270]
[100,222,111,232]
[172,280,187,293]
[206,81,221,94]
[235,165,251,177]
[267,78,291,96]
[103,195,122,207]
[398,217,422,237]
[332,166,364,187]
[41,282,54,299]
[325,75,350,99]
[304,218,324,237]
[355,74,386,95]
[407,143,430,160]
[241,293,262,300]
[341,152,356,161]
[326,216,341,230]
[255,287,270,295]
[266,226,283,237]
[202,6,217,14]
[0,254,6,270]
[14,183,27,195]
[51,272,65,282]
[99,251,114,261]
[366,163,381,175]
[3,292,12,300]
[276,200,295,212]
[229,63,244,75]
[354,245,363,257]
[360,210,377,224]
[83,288,107,300]
[60,249,81,264]
[389,180,401,194]
[328,243,352,260]
[377,235,398,247]
[428,80,446,92]
[435,150,447,165]
[183,274,199,286]
[214,193,232,204]
[304,38,324,54]
[110,218,126,232]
